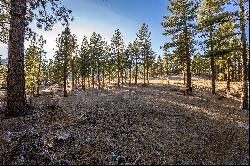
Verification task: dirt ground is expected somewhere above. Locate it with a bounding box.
[0,77,249,165]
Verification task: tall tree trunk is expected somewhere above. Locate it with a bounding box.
[117,53,120,86]
[7,0,27,116]
[210,29,216,95]
[118,69,120,86]
[129,62,132,84]
[227,58,231,92]
[231,67,235,82]
[76,75,78,87]
[97,66,100,89]
[183,71,186,85]
[36,57,41,96]
[143,57,146,84]
[92,69,95,88]
[135,58,138,84]
[71,57,75,92]
[102,69,105,88]
[146,61,149,84]
[211,55,216,94]
[82,75,85,91]
[239,0,249,109]
[121,69,124,84]
[63,58,68,97]
[108,70,111,84]
[184,23,191,90]
[88,73,90,88]
[63,43,69,97]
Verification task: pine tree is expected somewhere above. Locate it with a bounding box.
[162,0,199,93]
[25,35,39,96]
[197,0,236,94]
[89,32,103,89]
[137,23,153,84]
[156,55,164,77]
[111,29,124,86]
[235,0,249,109]
[105,44,113,85]
[54,27,77,97]
[162,48,170,77]
[125,43,134,84]
[101,41,110,87]
[36,35,46,96]
[130,40,140,84]
[5,0,73,116]
[79,36,89,90]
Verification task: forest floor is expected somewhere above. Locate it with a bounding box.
[0,77,249,165]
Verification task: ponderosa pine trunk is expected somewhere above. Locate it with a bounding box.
[71,57,75,92]
[135,58,138,84]
[146,60,149,84]
[36,54,41,96]
[239,0,249,109]
[129,62,132,84]
[82,75,85,91]
[97,66,100,90]
[227,58,231,92]
[63,45,68,97]
[108,71,111,84]
[143,56,146,84]
[183,71,186,85]
[92,69,95,88]
[117,53,120,86]
[102,69,105,88]
[88,74,90,88]
[121,69,124,84]
[184,23,191,90]
[63,59,68,97]
[210,29,216,95]
[6,0,27,116]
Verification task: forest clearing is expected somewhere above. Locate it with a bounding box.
[0,77,249,165]
[0,0,249,165]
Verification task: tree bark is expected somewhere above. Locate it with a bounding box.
[97,66,100,89]
[183,71,186,85]
[143,57,146,84]
[135,58,138,84]
[146,61,149,84]
[81,75,85,91]
[184,23,192,90]
[71,57,75,92]
[36,55,41,96]
[63,49,68,97]
[6,0,27,116]
[117,51,120,86]
[102,69,105,88]
[129,62,132,84]
[108,71,111,84]
[63,61,68,97]
[88,73,90,88]
[227,58,231,92]
[92,69,95,88]
[121,68,124,84]
[239,0,249,109]
[210,29,216,95]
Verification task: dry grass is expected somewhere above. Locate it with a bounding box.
[0,76,249,165]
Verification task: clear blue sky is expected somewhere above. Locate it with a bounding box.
[60,0,169,57]
[0,0,248,59]
[1,0,170,59]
